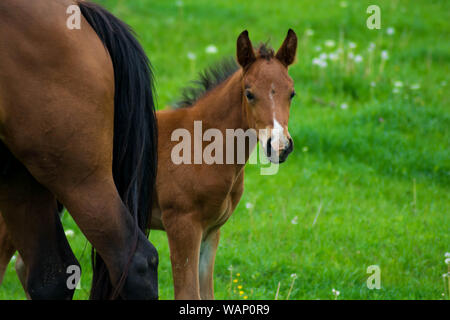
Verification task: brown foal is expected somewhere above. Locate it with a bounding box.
[151,29,298,299]
[0,29,297,300]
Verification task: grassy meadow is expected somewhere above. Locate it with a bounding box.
[1,0,449,299]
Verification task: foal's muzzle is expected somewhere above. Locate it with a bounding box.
[266,137,294,164]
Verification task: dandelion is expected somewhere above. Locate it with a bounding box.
[332,288,340,300]
[205,45,218,54]
[305,29,314,37]
[239,291,244,295]
[291,273,298,279]
[236,273,241,277]
[340,103,348,110]
[386,27,395,35]
[238,285,242,289]
[227,265,233,271]
[65,229,75,238]
[328,52,339,61]
[348,42,357,49]
[244,296,248,299]
[410,84,420,90]
[394,81,403,88]
[445,253,450,258]
[381,50,389,60]
[354,55,363,63]
[233,279,238,283]
[291,216,298,225]
[312,57,327,68]
[187,52,196,60]
[445,258,450,265]
[324,40,335,48]
[245,202,253,209]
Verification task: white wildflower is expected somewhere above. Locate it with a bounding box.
[291,273,298,279]
[386,27,395,35]
[319,53,328,60]
[175,0,183,7]
[314,46,322,52]
[445,252,450,258]
[410,84,420,90]
[394,81,403,88]
[347,52,354,60]
[354,55,363,63]
[291,216,298,225]
[340,103,348,110]
[340,1,348,8]
[245,202,253,209]
[381,50,389,60]
[328,52,339,61]
[305,29,314,37]
[324,40,336,48]
[205,45,218,54]
[445,258,450,265]
[370,81,377,87]
[392,88,400,94]
[368,42,376,52]
[348,42,357,49]
[312,58,327,68]
[187,52,196,60]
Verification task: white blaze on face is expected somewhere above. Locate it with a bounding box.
[258,83,291,163]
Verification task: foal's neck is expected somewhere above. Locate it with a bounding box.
[193,69,248,132]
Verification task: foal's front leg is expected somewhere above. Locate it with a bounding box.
[199,229,220,300]
[163,212,202,300]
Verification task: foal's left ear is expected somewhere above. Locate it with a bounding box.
[275,29,298,67]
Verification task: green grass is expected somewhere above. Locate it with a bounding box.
[1,0,449,300]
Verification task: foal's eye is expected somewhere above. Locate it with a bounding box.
[245,90,255,101]
[290,91,296,100]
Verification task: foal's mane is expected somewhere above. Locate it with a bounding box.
[174,43,274,108]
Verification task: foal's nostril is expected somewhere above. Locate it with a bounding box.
[266,138,272,157]
[287,138,294,153]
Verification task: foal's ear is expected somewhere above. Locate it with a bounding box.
[236,30,256,70]
[275,29,298,67]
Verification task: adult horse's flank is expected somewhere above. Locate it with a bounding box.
[0,0,158,299]
[148,29,297,299]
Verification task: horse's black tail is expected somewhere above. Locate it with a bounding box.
[78,1,157,300]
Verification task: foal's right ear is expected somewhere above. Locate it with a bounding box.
[236,30,256,70]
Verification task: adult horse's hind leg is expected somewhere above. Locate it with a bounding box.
[0,213,15,286]
[0,163,80,300]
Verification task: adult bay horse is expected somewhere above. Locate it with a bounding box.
[0,29,297,299]
[0,0,158,299]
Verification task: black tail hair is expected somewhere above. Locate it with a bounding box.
[78,1,157,300]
